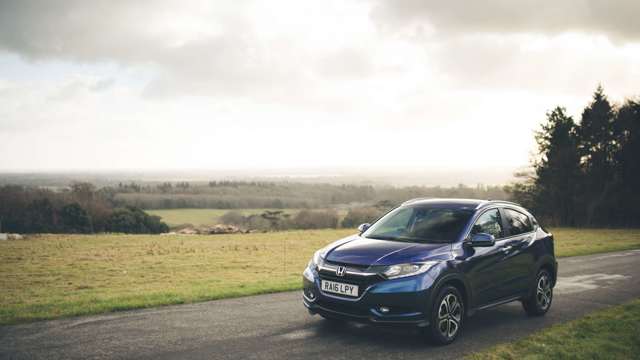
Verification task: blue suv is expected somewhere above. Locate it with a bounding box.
[303,199,557,344]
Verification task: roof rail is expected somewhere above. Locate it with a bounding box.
[477,199,521,209]
[401,197,434,206]
[399,198,523,210]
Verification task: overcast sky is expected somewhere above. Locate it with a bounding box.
[0,0,639,173]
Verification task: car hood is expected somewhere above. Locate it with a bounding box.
[324,235,451,266]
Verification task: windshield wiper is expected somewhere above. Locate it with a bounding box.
[366,235,451,244]
[365,235,399,241]
[394,236,451,244]
[366,235,418,243]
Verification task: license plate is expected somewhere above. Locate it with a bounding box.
[321,280,359,297]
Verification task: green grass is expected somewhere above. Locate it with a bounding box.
[468,299,640,359]
[0,228,639,325]
[552,228,640,257]
[0,229,353,325]
[146,208,299,226]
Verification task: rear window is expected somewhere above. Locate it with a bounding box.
[504,208,533,236]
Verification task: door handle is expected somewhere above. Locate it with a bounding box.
[501,245,513,253]
[507,240,525,248]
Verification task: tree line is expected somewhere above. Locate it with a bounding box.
[508,86,640,227]
[0,183,168,234]
[112,182,507,210]
[0,180,508,234]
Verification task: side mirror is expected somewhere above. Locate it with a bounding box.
[357,223,371,234]
[468,233,495,247]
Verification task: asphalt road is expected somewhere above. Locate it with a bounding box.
[2,249,640,360]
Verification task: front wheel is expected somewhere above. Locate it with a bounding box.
[424,285,464,345]
[522,269,553,316]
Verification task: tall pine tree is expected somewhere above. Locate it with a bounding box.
[533,107,582,226]
[509,87,640,228]
[577,86,617,226]
[614,99,640,226]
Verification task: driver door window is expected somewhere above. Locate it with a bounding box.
[471,209,503,239]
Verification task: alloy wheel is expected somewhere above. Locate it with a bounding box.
[536,273,552,310]
[437,293,462,338]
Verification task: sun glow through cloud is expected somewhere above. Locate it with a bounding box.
[0,0,639,177]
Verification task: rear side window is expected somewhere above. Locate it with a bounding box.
[504,208,533,236]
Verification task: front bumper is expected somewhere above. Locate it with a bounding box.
[302,266,435,327]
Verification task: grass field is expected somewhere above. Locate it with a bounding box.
[468,299,640,359]
[549,227,640,257]
[146,208,300,226]
[1,228,639,325]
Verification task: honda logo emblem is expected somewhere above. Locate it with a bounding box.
[336,266,346,277]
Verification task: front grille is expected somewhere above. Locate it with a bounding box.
[325,260,370,271]
[318,262,383,298]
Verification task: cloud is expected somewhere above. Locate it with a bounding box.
[0,0,639,172]
[0,1,278,98]
[429,33,640,96]
[0,74,121,134]
[141,32,310,99]
[0,0,161,61]
[371,0,640,42]
[90,78,115,92]
[317,47,374,80]
[1,0,637,103]
[0,0,378,101]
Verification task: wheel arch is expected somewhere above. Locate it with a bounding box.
[430,272,473,316]
[523,255,558,301]
[535,255,557,287]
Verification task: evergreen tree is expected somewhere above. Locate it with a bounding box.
[60,203,94,233]
[504,170,537,213]
[533,107,582,225]
[106,206,168,234]
[614,99,640,226]
[24,198,57,233]
[577,86,618,226]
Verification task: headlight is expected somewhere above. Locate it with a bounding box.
[308,249,327,269]
[382,261,439,279]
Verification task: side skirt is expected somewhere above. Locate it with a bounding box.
[467,295,524,316]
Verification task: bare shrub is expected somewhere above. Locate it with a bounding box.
[220,211,245,226]
[292,209,339,229]
[245,215,272,231]
[341,207,384,228]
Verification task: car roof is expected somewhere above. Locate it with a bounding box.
[401,198,521,211]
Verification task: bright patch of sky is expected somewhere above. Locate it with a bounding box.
[0,0,638,178]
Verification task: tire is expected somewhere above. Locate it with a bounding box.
[522,269,553,316]
[424,285,464,345]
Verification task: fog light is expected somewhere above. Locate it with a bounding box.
[379,306,390,314]
[305,289,316,302]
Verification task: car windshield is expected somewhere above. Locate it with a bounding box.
[363,206,473,243]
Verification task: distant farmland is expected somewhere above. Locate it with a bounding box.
[146,208,300,226]
[147,208,350,227]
